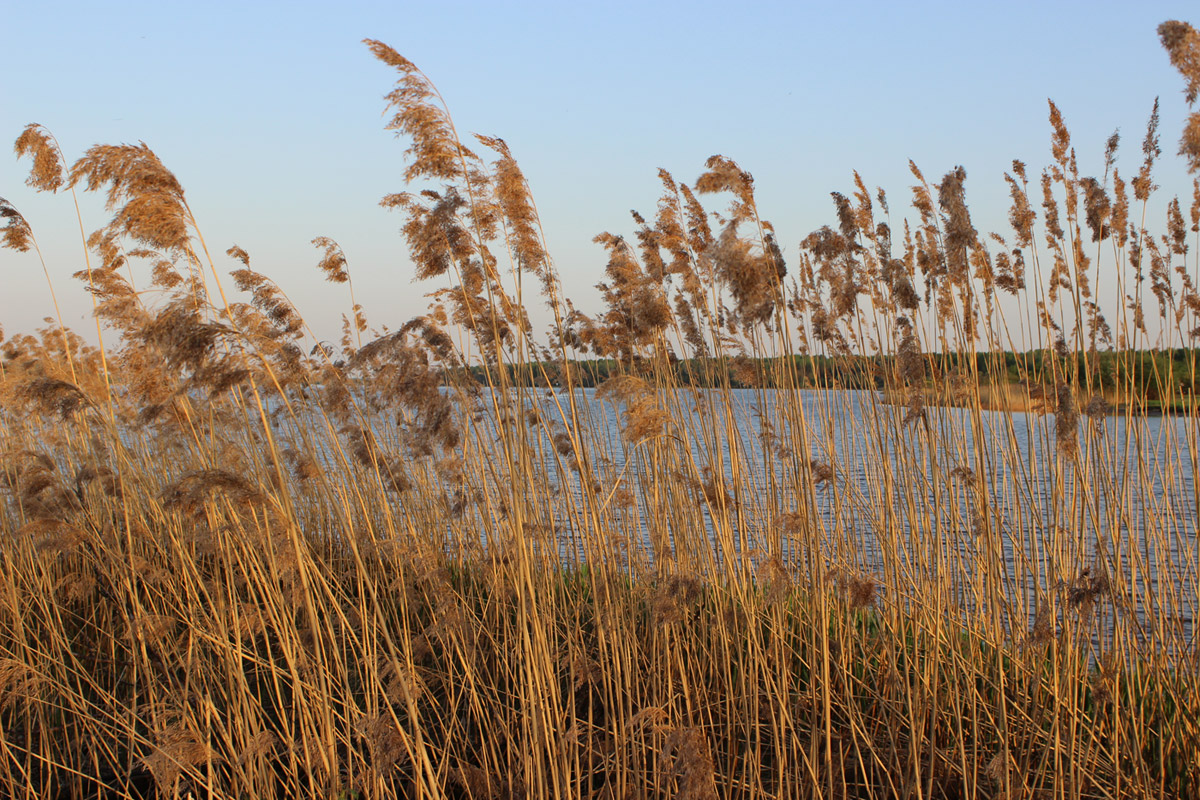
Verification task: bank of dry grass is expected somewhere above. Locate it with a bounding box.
[1,22,1200,800]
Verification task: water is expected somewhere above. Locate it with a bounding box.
[458,386,1197,652]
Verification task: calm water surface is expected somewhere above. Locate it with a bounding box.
[481,387,1198,648]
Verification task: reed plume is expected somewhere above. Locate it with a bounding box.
[1160,20,1200,171]
[0,197,34,253]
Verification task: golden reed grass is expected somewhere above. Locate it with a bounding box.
[0,21,1198,800]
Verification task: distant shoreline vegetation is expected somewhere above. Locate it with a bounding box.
[465,349,1200,414]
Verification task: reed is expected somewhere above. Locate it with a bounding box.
[0,20,1198,800]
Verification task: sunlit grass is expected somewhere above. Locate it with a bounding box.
[1,21,1199,800]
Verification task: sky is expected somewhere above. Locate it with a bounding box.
[2,0,1198,348]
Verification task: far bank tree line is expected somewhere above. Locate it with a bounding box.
[464,348,1199,406]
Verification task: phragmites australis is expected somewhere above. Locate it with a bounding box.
[14,125,68,193]
[937,166,978,288]
[1159,20,1200,172]
[0,198,35,253]
[142,725,217,790]
[227,246,304,340]
[896,316,925,426]
[311,237,367,346]
[1053,337,1080,458]
[1133,98,1162,202]
[695,154,756,223]
[311,236,349,284]
[598,374,668,444]
[385,189,476,281]
[707,223,787,329]
[15,377,91,419]
[586,232,671,360]
[476,135,550,285]
[662,727,719,800]
[365,39,476,183]
[1081,176,1112,242]
[1048,100,1072,167]
[70,142,192,255]
[139,302,229,372]
[1040,170,1065,244]
[1005,167,1036,249]
[159,469,265,514]
[0,35,1198,800]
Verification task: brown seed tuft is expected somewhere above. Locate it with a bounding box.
[357,712,409,773]
[1054,383,1079,458]
[1084,395,1112,418]
[0,658,43,711]
[757,556,793,605]
[663,727,718,800]
[1133,99,1162,201]
[1159,21,1200,106]
[14,124,67,192]
[829,569,880,610]
[809,459,835,486]
[15,376,91,419]
[142,725,218,788]
[237,730,279,766]
[364,40,476,183]
[70,142,192,253]
[312,236,350,283]
[17,518,88,555]
[0,197,35,253]
[1065,567,1110,617]
[651,574,706,625]
[159,469,264,514]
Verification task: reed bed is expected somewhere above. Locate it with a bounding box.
[1,22,1199,800]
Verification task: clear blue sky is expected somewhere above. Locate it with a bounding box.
[3,0,1197,345]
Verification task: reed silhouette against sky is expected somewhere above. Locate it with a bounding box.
[3,0,1197,345]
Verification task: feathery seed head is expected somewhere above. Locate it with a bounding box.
[143,726,217,789]
[1055,382,1079,458]
[1104,129,1121,173]
[14,125,66,192]
[663,727,719,800]
[312,236,350,283]
[0,198,34,253]
[70,142,191,253]
[1081,177,1112,241]
[365,39,476,183]
[16,377,91,419]
[695,155,755,221]
[937,166,977,285]
[1159,21,1200,105]
[1008,175,1036,250]
[477,135,549,279]
[1041,171,1064,241]
[1048,101,1071,165]
[159,469,263,514]
[809,459,835,486]
[1134,99,1162,200]
[1180,113,1200,173]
